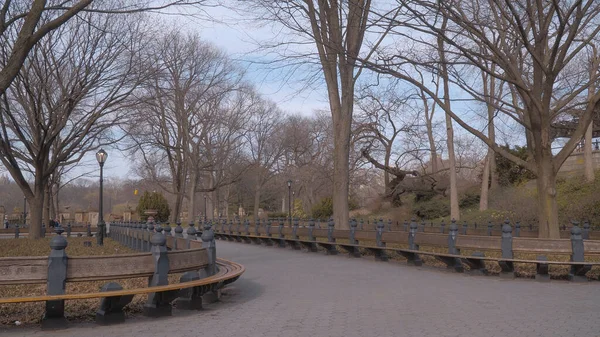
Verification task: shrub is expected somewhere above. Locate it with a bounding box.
[312,197,333,219]
[136,191,170,222]
[412,198,450,220]
[459,193,480,208]
[495,145,536,186]
[268,211,288,219]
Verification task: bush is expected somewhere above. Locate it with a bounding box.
[268,212,288,219]
[459,193,480,208]
[136,191,171,222]
[495,145,536,186]
[311,197,333,219]
[412,198,450,220]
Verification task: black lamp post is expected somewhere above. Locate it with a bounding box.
[96,149,108,245]
[287,180,292,226]
[204,194,207,221]
[23,196,27,226]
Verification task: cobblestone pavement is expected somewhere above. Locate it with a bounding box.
[5,241,600,337]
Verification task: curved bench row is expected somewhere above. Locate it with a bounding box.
[211,220,599,282]
[0,224,244,329]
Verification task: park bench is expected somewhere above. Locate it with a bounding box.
[211,219,599,282]
[0,223,244,329]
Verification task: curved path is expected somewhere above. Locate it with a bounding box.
[6,241,600,337]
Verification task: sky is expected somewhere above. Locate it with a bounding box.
[82,5,331,180]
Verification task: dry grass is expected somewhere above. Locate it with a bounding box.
[0,238,182,326]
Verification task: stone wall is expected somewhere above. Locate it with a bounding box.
[558,150,600,176]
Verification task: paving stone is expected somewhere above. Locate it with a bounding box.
[4,241,599,337]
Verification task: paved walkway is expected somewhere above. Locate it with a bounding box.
[5,241,600,337]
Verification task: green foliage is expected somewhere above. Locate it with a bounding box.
[495,145,536,186]
[312,197,333,219]
[136,191,170,222]
[293,199,307,218]
[414,190,436,203]
[269,211,288,218]
[459,193,480,208]
[412,198,450,219]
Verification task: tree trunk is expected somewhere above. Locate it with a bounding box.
[253,180,261,220]
[427,127,438,174]
[331,99,352,230]
[584,123,594,182]
[384,147,391,193]
[536,153,560,238]
[188,170,197,223]
[479,154,490,211]
[28,179,46,239]
[43,184,50,227]
[437,23,460,220]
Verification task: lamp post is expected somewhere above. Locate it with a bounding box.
[23,196,27,226]
[204,194,207,221]
[96,149,108,245]
[287,180,292,226]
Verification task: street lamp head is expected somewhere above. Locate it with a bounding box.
[287,180,292,188]
[96,148,108,166]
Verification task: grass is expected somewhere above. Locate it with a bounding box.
[0,237,182,326]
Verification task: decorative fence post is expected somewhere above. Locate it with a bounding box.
[244,219,250,236]
[141,223,148,251]
[388,219,392,231]
[569,222,591,282]
[440,220,463,272]
[376,219,385,247]
[42,228,68,330]
[164,224,172,237]
[499,219,515,278]
[292,218,299,240]
[401,219,422,266]
[237,218,242,234]
[14,224,19,239]
[201,222,220,304]
[143,231,174,317]
[462,221,468,235]
[487,221,493,236]
[277,218,285,247]
[403,220,408,232]
[229,219,234,234]
[186,222,196,249]
[66,223,71,237]
[371,219,388,261]
[515,221,521,237]
[327,219,336,243]
[266,219,272,237]
[582,221,590,240]
[440,220,446,234]
[359,218,364,230]
[147,220,155,233]
[307,219,315,241]
[349,218,358,245]
[134,223,141,251]
[201,223,217,276]
[87,223,92,237]
[255,218,261,236]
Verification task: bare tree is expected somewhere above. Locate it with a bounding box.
[0,10,147,238]
[245,99,285,219]
[366,0,600,238]
[0,1,206,97]
[241,0,396,229]
[354,83,421,195]
[128,30,245,222]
